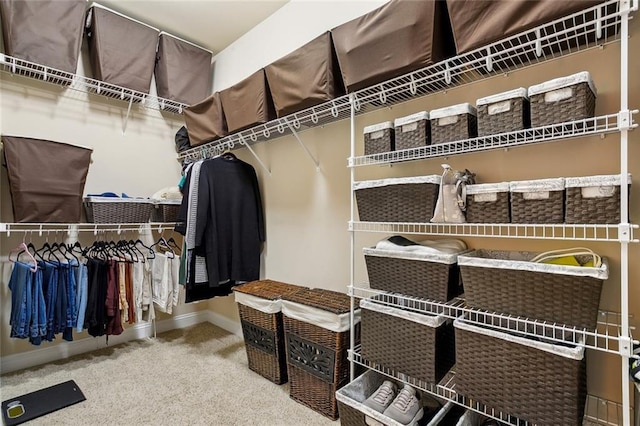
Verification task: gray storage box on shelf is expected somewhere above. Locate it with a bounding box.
[152,199,182,222]
[430,103,477,144]
[476,88,530,136]
[363,240,467,302]
[84,197,154,223]
[281,288,360,420]
[528,71,597,127]
[454,318,587,425]
[458,249,608,331]
[360,299,455,386]
[509,177,565,224]
[233,280,306,385]
[565,174,631,224]
[394,111,430,150]
[465,182,511,223]
[354,175,441,223]
[363,122,394,155]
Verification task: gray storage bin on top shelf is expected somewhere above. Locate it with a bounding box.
[363,122,394,155]
[476,88,530,136]
[394,111,430,150]
[509,177,565,224]
[528,71,597,127]
[565,174,631,224]
[430,103,477,144]
[465,182,511,223]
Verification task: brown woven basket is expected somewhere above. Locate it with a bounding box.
[477,89,530,137]
[360,302,455,385]
[431,104,478,145]
[364,123,394,155]
[465,184,511,224]
[509,178,565,224]
[530,80,596,128]
[565,175,630,224]
[455,320,587,425]
[354,176,440,223]
[458,249,606,331]
[152,203,181,222]
[84,198,154,223]
[394,112,430,150]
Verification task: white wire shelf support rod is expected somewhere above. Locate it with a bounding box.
[349,113,636,167]
[0,222,178,237]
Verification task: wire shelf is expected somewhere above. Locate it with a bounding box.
[349,113,636,167]
[349,221,638,242]
[0,54,187,115]
[351,286,637,355]
[0,222,178,237]
[178,0,624,161]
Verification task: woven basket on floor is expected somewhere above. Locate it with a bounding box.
[360,299,455,386]
[281,288,360,420]
[529,71,597,128]
[234,280,306,385]
[354,175,440,223]
[364,122,394,155]
[454,319,587,425]
[84,197,154,223]
[565,174,631,224]
[465,182,510,223]
[477,88,530,137]
[430,103,477,144]
[509,177,565,224]
[458,249,608,331]
[394,111,430,150]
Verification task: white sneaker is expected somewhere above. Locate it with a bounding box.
[363,380,397,413]
[383,384,424,425]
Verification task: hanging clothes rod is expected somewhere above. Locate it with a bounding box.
[0,222,178,237]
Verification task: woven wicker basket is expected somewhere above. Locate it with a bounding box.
[465,183,510,223]
[360,299,455,386]
[281,288,360,420]
[458,249,608,331]
[454,319,587,425]
[509,177,565,224]
[565,174,631,224]
[477,88,530,137]
[84,197,154,223]
[394,111,430,150]
[529,71,597,128]
[354,175,440,223]
[234,280,306,385]
[363,246,465,301]
[431,103,477,144]
[364,122,394,155]
[152,200,181,222]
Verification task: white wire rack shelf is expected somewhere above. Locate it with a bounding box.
[349,221,638,242]
[351,286,637,355]
[178,0,626,161]
[348,113,636,167]
[0,222,178,237]
[0,54,187,115]
[349,351,631,425]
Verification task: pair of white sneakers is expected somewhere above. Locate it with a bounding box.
[363,380,424,425]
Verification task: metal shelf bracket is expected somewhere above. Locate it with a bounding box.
[238,136,271,177]
[285,119,320,171]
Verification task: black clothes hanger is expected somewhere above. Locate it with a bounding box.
[166,237,182,255]
[150,237,175,257]
[134,239,155,260]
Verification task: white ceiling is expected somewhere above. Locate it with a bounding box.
[97,0,290,54]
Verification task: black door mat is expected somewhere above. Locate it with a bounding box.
[2,380,86,426]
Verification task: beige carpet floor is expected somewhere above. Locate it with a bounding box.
[0,322,337,425]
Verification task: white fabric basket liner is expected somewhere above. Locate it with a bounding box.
[457,249,609,280]
[466,182,510,195]
[234,291,282,314]
[360,299,448,328]
[509,177,565,192]
[354,175,441,190]
[364,121,393,134]
[84,197,154,204]
[565,173,631,188]
[281,300,360,333]
[528,71,597,97]
[363,247,468,264]
[394,111,430,126]
[477,88,528,106]
[430,103,476,119]
[153,199,182,205]
[454,318,585,360]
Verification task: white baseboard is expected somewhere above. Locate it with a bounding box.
[204,310,242,337]
[0,311,210,375]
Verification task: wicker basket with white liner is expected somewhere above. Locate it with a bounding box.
[565,174,632,224]
[354,175,441,223]
[465,182,510,223]
[476,88,530,136]
[360,299,455,386]
[430,103,477,145]
[364,236,468,301]
[458,248,607,331]
[528,71,597,127]
[84,196,154,223]
[394,111,430,150]
[454,318,587,425]
[509,177,565,224]
[364,122,394,155]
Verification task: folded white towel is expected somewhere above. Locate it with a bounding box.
[375,236,467,254]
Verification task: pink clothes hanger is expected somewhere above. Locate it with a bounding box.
[8,242,38,272]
